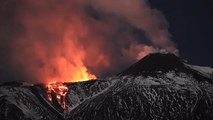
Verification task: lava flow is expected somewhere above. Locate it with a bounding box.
[46,82,68,109]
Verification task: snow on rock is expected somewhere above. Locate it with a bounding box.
[0,85,62,120]
[1,53,213,120]
[185,63,213,78]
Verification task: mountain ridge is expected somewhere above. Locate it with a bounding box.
[0,53,213,120]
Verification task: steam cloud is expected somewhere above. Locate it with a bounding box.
[0,0,178,83]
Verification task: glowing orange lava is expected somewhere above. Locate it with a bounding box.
[45,58,97,83]
[47,82,68,109]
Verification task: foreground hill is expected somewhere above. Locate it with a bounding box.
[0,53,213,120]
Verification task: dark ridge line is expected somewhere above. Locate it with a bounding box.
[29,86,65,120]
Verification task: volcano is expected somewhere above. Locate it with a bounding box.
[0,53,213,120]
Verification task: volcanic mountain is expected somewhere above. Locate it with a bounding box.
[0,53,213,120]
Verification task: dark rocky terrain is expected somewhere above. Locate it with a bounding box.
[0,53,213,120]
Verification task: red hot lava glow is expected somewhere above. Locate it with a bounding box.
[47,82,68,109]
[9,0,178,84]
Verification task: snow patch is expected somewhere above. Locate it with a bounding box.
[134,76,161,86]
[185,63,213,78]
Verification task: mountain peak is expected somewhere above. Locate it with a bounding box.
[120,53,185,76]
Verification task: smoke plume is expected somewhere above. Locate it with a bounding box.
[0,0,177,83]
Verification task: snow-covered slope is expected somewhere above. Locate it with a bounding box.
[0,83,63,120]
[66,53,213,120]
[0,53,213,120]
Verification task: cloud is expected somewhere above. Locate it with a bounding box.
[0,0,178,83]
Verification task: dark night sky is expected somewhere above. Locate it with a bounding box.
[149,0,213,66]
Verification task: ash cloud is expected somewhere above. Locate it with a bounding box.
[0,0,178,83]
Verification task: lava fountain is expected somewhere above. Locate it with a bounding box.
[46,82,68,109]
[45,67,96,109]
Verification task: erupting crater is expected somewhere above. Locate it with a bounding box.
[45,69,96,110]
[46,82,68,109]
